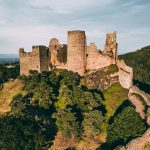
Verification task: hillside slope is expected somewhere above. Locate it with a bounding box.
[0,79,25,114]
[119,45,150,93]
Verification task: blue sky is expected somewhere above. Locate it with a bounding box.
[0,0,150,54]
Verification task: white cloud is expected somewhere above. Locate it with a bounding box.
[29,0,113,14]
[0,0,150,54]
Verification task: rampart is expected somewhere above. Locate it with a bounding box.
[86,43,115,70]
[117,59,133,89]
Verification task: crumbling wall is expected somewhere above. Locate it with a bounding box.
[19,46,49,76]
[129,86,150,106]
[49,38,61,66]
[117,59,133,89]
[86,43,115,70]
[67,30,86,76]
[49,38,67,68]
[39,46,50,72]
[103,31,117,60]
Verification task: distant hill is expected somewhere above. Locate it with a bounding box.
[0,54,19,64]
[119,45,150,93]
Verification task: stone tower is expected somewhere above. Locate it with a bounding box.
[19,46,49,76]
[104,31,118,60]
[49,38,60,66]
[67,30,86,76]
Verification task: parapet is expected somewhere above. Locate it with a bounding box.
[68,30,85,34]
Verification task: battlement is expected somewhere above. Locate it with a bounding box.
[19,45,49,75]
[68,30,85,34]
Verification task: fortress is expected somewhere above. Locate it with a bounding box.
[19,30,133,89]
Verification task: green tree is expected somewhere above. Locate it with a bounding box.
[32,81,53,109]
[10,94,26,114]
[82,110,105,139]
[0,115,55,150]
[52,108,80,138]
[107,106,146,148]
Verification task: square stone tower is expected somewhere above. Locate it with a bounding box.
[19,46,49,76]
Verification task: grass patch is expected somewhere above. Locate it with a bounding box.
[0,79,26,114]
[103,83,128,120]
[105,64,119,75]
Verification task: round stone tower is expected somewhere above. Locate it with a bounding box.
[67,30,86,76]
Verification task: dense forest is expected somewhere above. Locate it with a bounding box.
[0,63,20,89]
[0,46,149,149]
[0,69,147,150]
[119,45,150,93]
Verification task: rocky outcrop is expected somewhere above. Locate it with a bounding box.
[116,129,150,150]
[83,65,119,91]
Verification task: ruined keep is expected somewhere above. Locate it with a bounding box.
[19,30,133,89]
[19,46,49,76]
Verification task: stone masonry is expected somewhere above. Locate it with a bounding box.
[19,30,133,89]
[67,30,86,76]
[19,46,49,76]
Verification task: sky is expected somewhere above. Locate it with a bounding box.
[0,0,150,54]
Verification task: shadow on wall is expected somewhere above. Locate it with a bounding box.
[134,80,150,94]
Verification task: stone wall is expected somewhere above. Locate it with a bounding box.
[86,43,115,70]
[19,46,49,76]
[129,86,150,125]
[129,86,150,106]
[116,129,150,150]
[49,38,67,69]
[117,59,133,89]
[67,30,86,76]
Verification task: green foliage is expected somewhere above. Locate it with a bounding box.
[10,94,26,114]
[52,108,80,138]
[105,64,119,75]
[24,71,41,92]
[107,106,146,148]
[32,81,53,109]
[0,63,19,87]
[1,68,147,149]
[60,70,80,86]
[104,83,128,119]
[82,110,105,139]
[119,45,150,85]
[0,115,56,150]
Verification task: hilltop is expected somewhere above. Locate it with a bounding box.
[0,45,149,150]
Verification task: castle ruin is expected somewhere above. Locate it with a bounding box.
[19,30,133,89]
